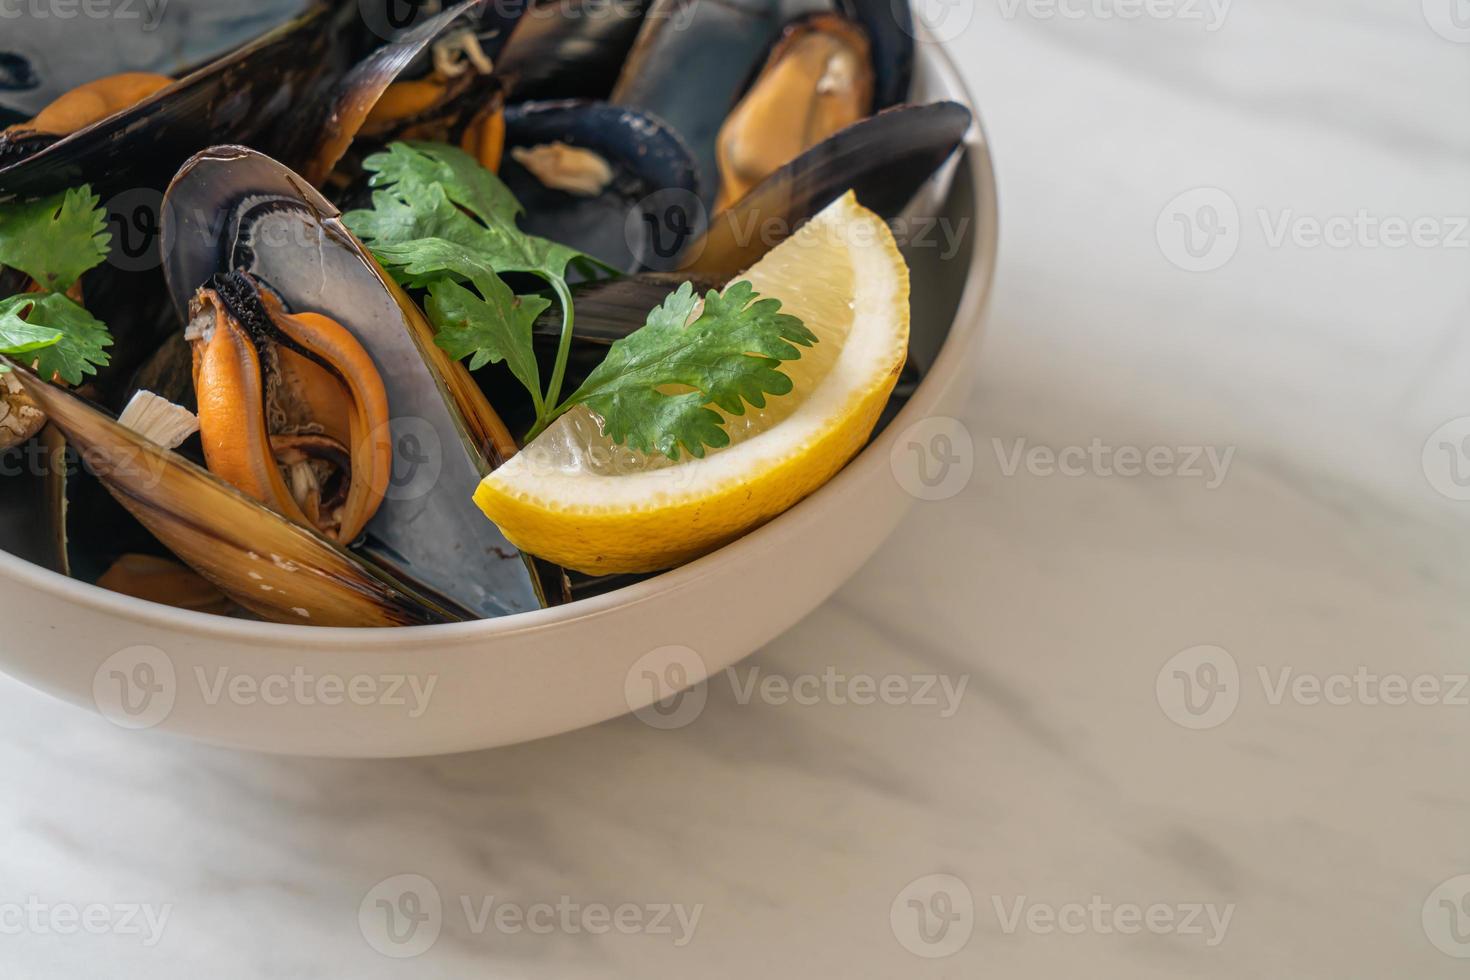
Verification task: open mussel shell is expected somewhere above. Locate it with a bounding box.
[7,421,240,615]
[162,145,566,618]
[681,101,972,281]
[494,0,652,101]
[612,0,824,200]
[9,363,462,627]
[0,0,313,121]
[712,11,876,212]
[305,0,488,187]
[501,100,699,272]
[612,0,913,205]
[0,3,361,199]
[838,0,915,110]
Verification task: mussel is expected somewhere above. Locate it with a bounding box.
[0,2,362,197]
[682,101,973,280]
[9,361,462,626]
[161,145,566,620]
[307,1,505,187]
[0,383,247,616]
[0,73,174,165]
[186,272,391,544]
[712,12,874,211]
[0,0,312,120]
[611,0,913,205]
[0,422,66,574]
[492,0,653,101]
[501,100,699,272]
[0,1,374,422]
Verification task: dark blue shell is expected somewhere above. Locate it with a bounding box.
[502,99,700,273]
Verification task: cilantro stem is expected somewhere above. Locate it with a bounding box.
[526,277,577,442]
[526,375,547,421]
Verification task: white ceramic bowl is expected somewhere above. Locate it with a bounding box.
[0,39,997,756]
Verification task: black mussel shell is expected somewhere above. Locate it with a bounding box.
[682,100,972,280]
[0,3,362,200]
[501,100,699,273]
[305,0,487,187]
[495,0,653,101]
[0,0,312,120]
[613,0,914,204]
[837,0,914,110]
[0,423,66,574]
[530,273,720,347]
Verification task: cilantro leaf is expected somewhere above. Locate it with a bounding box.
[0,186,111,292]
[0,295,64,354]
[362,139,523,228]
[0,292,112,384]
[343,140,616,420]
[561,281,818,460]
[344,142,607,288]
[427,273,551,412]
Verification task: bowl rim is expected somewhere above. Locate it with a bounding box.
[0,40,999,650]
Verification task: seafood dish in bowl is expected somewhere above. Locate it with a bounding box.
[0,0,995,753]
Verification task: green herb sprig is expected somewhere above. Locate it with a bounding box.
[0,185,113,384]
[344,141,611,429]
[344,142,817,459]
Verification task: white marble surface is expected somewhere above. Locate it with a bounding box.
[3,1,1469,976]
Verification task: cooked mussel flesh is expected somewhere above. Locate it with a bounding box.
[307,2,503,187]
[0,73,173,164]
[713,13,873,211]
[186,272,391,544]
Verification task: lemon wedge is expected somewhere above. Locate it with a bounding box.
[474,191,910,574]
